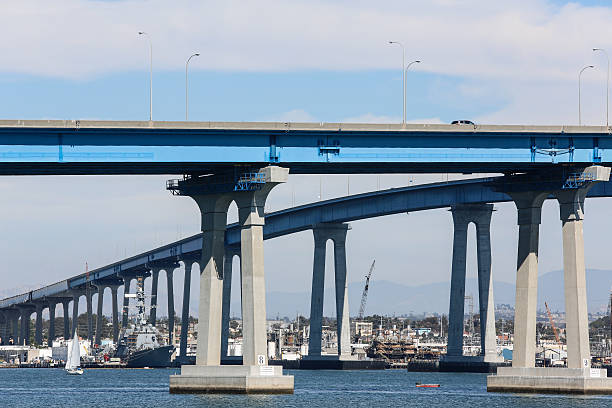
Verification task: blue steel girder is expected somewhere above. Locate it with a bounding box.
[0,120,610,174]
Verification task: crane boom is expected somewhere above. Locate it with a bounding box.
[545,302,560,344]
[358,260,375,320]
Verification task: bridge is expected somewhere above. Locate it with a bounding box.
[0,120,611,174]
[0,119,611,393]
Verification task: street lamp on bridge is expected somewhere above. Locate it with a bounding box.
[138,31,153,121]
[578,65,595,126]
[405,60,421,123]
[185,53,200,121]
[593,48,609,128]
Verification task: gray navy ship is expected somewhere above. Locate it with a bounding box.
[115,276,174,368]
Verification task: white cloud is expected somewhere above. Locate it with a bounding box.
[262,109,317,122]
[0,0,610,82]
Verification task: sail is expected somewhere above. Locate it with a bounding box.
[66,331,81,370]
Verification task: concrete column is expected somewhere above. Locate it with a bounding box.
[510,192,547,368]
[308,228,327,357]
[72,294,80,336]
[0,312,5,345]
[332,226,351,357]
[110,285,120,343]
[48,302,56,343]
[86,288,94,344]
[166,268,176,344]
[62,300,70,339]
[94,285,105,346]
[236,182,286,367]
[12,313,19,344]
[149,267,161,325]
[122,277,133,328]
[191,193,232,366]
[221,248,239,358]
[447,207,469,357]
[556,188,591,369]
[180,260,195,360]
[35,304,43,345]
[20,309,31,345]
[474,206,497,361]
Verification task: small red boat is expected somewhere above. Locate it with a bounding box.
[415,383,440,388]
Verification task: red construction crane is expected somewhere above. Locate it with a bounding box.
[358,260,375,320]
[545,302,560,344]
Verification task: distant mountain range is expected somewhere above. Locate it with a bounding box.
[3,269,610,319]
[259,269,612,318]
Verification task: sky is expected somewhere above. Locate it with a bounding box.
[1,0,612,316]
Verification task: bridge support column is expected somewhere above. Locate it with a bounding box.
[94,285,106,347]
[488,166,612,394]
[195,194,233,366]
[305,223,352,363]
[20,308,32,345]
[441,204,501,371]
[149,267,161,326]
[71,294,80,336]
[221,246,240,359]
[122,277,133,328]
[35,304,43,345]
[48,301,56,343]
[510,193,547,369]
[62,300,70,340]
[110,285,120,344]
[11,312,19,344]
[170,166,293,394]
[179,259,196,361]
[166,267,176,344]
[556,189,592,369]
[86,287,94,345]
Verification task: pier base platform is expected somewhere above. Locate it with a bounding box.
[299,355,386,370]
[440,355,506,373]
[487,367,612,394]
[169,365,294,394]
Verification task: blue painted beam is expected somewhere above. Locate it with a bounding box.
[0,120,610,174]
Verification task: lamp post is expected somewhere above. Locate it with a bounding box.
[593,48,609,127]
[185,53,200,121]
[388,41,405,125]
[579,65,595,126]
[138,31,153,121]
[405,60,421,124]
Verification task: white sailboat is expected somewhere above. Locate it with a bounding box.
[65,330,84,375]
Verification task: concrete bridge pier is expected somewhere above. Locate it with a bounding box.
[48,301,57,343]
[441,204,502,372]
[165,265,177,344]
[170,166,293,394]
[34,303,43,345]
[179,258,198,362]
[86,286,95,345]
[11,311,19,344]
[18,307,33,345]
[94,284,106,347]
[149,266,161,325]
[71,293,80,336]
[62,299,70,340]
[109,284,120,344]
[303,223,353,368]
[121,276,133,328]
[488,166,612,394]
[221,246,240,360]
